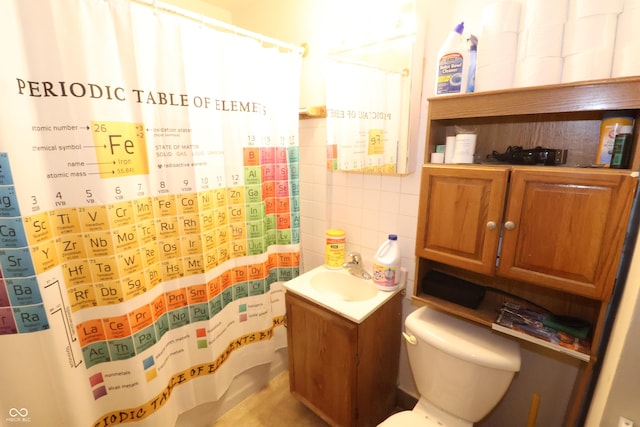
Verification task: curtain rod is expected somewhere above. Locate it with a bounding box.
[327,55,409,76]
[331,31,415,56]
[134,0,304,55]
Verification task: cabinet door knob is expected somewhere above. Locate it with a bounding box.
[486,221,497,230]
[504,221,516,230]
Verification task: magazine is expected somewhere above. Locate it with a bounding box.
[495,302,591,356]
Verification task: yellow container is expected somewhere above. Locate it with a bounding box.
[325,229,346,269]
[596,114,634,166]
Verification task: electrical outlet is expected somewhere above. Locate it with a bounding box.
[618,416,634,427]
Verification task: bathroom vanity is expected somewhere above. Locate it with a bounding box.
[284,267,403,427]
[415,77,640,425]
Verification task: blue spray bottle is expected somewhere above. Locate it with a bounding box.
[467,34,478,93]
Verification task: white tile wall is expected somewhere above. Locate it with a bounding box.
[298,118,421,296]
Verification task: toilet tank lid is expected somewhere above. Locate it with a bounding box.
[406,306,521,372]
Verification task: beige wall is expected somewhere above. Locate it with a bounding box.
[585,232,640,426]
[162,0,231,22]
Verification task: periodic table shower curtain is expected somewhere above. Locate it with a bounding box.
[0,0,302,426]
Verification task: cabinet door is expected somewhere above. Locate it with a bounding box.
[416,165,510,275]
[497,169,637,300]
[285,293,358,427]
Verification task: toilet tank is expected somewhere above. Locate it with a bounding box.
[405,306,521,422]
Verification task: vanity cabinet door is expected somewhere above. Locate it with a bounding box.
[285,292,358,427]
[497,168,637,300]
[416,165,510,275]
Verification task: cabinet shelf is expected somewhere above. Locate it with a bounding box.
[410,293,496,326]
[412,291,592,363]
[428,76,640,119]
[299,105,326,119]
[491,323,590,362]
[427,77,640,170]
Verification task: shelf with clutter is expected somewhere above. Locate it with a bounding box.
[414,260,600,362]
[425,77,640,171]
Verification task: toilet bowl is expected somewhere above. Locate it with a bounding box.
[379,306,521,426]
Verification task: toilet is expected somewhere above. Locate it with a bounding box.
[379,306,521,427]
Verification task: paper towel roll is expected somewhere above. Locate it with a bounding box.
[562,49,613,83]
[478,31,519,67]
[612,7,640,76]
[482,1,521,33]
[452,134,477,164]
[613,43,640,77]
[515,57,563,87]
[563,15,617,57]
[523,0,568,26]
[445,136,456,164]
[616,8,640,47]
[573,0,623,18]
[476,61,516,91]
[518,23,564,59]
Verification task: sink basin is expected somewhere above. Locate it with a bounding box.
[310,270,378,302]
[284,266,404,323]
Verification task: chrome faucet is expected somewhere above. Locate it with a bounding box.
[342,252,371,280]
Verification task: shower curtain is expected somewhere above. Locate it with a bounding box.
[0,1,301,426]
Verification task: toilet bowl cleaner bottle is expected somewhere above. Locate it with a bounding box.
[372,234,401,291]
[436,21,468,95]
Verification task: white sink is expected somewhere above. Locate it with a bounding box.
[310,270,378,302]
[284,266,404,323]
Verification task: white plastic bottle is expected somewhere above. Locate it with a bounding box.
[372,234,401,291]
[435,22,468,95]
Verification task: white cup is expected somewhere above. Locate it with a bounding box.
[430,152,445,163]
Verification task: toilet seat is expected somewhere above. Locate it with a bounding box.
[377,410,440,427]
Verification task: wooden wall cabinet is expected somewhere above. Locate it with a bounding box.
[417,165,636,300]
[414,77,640,426]
[285,291,402,427]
